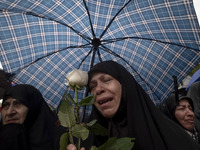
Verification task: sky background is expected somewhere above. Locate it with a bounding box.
[0,0,199,70]
[194,0,200,22]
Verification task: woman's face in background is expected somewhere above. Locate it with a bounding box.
[1,97,28,125]
[89,72,122,118]
[175,99,195,131]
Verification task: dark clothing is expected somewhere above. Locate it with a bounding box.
[159,88,200,144]
[187,82,200,132]
[84,61,200,150]
[0,124,29,150]
[0,70,12,99]
[0,84,64,150]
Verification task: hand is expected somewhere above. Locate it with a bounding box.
[66,144,85,150]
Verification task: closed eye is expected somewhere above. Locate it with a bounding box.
[89,82,97,91]
[176,106,186,110]
[103,78,112,82]
[2,103,10,109]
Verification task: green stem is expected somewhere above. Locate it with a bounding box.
[78,138,81,150]
[75,87,81,149]
[75,87,80,123]
[69,127,74,144]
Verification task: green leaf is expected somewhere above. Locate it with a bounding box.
[71,124,89,140]
[79,94,95,106]
[58,100,76,128]
[86,119,97,126]
[90,146,98,150]
[65,93,76,105]
[98,137,135,150]
[76,84,84,90]
[87,121,109,136]
[98,137,116,150]
[59,132,69,150]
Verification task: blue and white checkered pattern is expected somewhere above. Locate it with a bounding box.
[0,0,200,116]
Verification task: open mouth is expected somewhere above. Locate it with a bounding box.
[187,120,194,124]
[7,119,18,123]
[98,98,112,105]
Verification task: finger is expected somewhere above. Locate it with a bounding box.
[66,144,77,150]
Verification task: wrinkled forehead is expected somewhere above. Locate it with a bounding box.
[176,99,194,111]
[3,96,20,103]
[88,61,122,81]
[178,99,191,105]
[90,72,113,81]
[88,71,120,92]
[3,90,22,103]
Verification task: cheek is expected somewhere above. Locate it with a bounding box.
[115,85,122,103]
[175,112,184,121]
[20,108,29,123]
[94,101,98,107]
[1,111,6,124]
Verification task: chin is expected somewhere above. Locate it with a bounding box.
[185,126,194,131]
[102,112,115,119]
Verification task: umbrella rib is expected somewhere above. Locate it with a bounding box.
[97,48,103,62]
[102,37,200,52]
[83,0,96,38]
[99,0,132,39]
[0,9,91,43]
[26,11,91,43]
[100,44,161,101]
[14,43,91,73]
[172,75,179,103]
[90,47,97,68]
[78,48,93,69]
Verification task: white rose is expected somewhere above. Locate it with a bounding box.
[65,69,88,89]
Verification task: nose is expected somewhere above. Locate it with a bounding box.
[7,105,17,115]
[186,108,194,117]
[95,84,105,95]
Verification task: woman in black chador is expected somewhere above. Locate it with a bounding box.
[78,60,200,150]
[159,88,200,144]
[0,84,64,150]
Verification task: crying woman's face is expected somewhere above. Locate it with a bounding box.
[89,72,122,118]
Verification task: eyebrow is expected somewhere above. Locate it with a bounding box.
[3,99,19,104]
[177,104,192,108]
[90,75,104,83]
[177,105,186,107]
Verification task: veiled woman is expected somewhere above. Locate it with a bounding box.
[187,81,200,132]
[80,60,200,150]
[0,84,64,150]
[159,88,200,144]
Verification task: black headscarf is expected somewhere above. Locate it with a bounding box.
[159,88,194,127]
[0,84,63,150]
[85,60,200,150]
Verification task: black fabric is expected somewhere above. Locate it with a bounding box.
[0,70,12,99]
[0,124,28,150]
[0,84,65,150]
[83,60,200,150]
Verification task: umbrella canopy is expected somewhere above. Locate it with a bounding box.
[0,0,200,115]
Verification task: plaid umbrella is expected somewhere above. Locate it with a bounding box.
[0,0,200,116]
